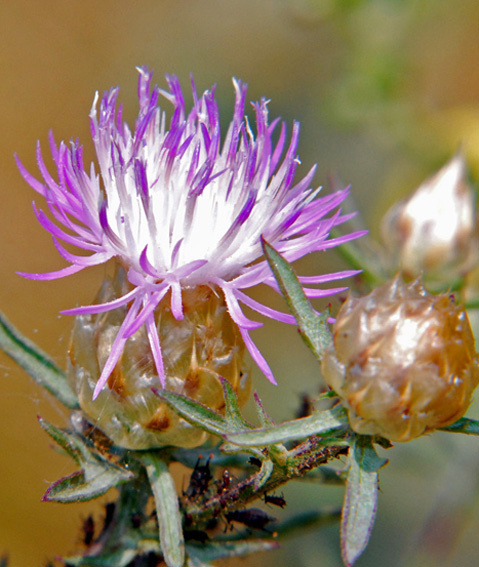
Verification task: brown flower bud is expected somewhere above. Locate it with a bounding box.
[68,267,251,449]
[321,278,479,442]
[381,153,478,282]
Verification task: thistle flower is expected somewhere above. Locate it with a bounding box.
[321,278,479,442]
[17,67,361,402]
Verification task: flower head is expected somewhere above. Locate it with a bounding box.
[380,153,478,283]
[17,68,361,400]
[321,277,479,442]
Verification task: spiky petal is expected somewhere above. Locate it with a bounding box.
[17,67,363,398]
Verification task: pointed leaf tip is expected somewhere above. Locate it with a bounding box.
[140,453,185,567]
[341,437,386,566]
[0,310,78,408]
[261,238,333,359]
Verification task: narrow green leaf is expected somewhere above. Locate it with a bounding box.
[43,469,123,503]
[341,437,387,567]
[39,417,84,464]
[227,407,349,447]
[186,539,278,564]
[220,378,252,431]
[253,392,275,427]
[42,459,132,503]
[141,453,185,567]
[0,310,78,408]
[439,417,479,435]
[261,238,333,359]
[39,417,133,502]
[153,388,229,437]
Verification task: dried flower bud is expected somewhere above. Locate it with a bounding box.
[68,267,251,449]
[381,153,478,282]
[321,278,479,442]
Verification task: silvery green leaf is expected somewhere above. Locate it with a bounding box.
[43,469,123,503]
[262,238,333,359]
[38,416,84,464]
[153,388,230,437]
[0,310,78,408]
[253,392,275,427]
[341,436,388,567]
[39,418,132,502]
[186,539,279,564]
[220,377,252,431]
[227,406,349,447]
[439,417,479,435]
[140,453,185,567]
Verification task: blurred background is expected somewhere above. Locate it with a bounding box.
[2,1,479,566]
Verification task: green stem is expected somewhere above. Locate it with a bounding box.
[183,440,348,527]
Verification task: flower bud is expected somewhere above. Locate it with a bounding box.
[381,153,478,282]
[68,267,251,449]
[321,278,479,442]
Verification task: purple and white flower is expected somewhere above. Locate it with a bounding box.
[16,67,363,399]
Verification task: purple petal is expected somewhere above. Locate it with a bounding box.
[61,287,140,316]
[93,297,142,399]
[18,264,87,281]
[235,290,296,325]
[123,287,170,337]
[222,287,263,330]
[146,313,165,387]
[298,270,362,284]
[170,281,184,320]
[238,325,277,385]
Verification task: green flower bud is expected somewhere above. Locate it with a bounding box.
[321,278,479,442]
[68,267,251,449]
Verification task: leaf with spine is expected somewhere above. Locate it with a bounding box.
[154,385,273,484]
[254,392,275,427]
[153,388,231,438]
[186,539,279,565]
[220,377,252,431]
[439,417,479,435]
[226,406,349,447]
[261,238,333,360]
[341,436,388,567]
[154,387,268,464]
[0,310,78,408]
[140,453,185,567]
[39,417,133,502]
